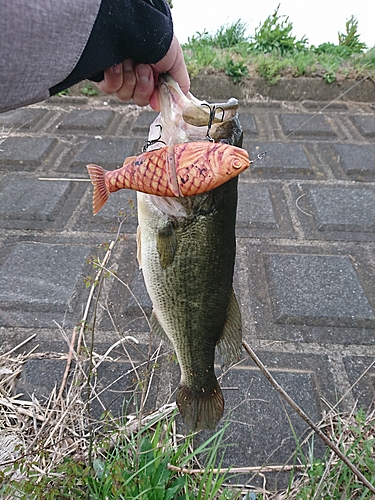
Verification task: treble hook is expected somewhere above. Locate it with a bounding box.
[142,124,166,152]
[201,104,225,141]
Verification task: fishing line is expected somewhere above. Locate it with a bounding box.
[249,76,368,165]
[284,76,368,139]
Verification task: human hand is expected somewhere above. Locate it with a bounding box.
[95,35,190,110]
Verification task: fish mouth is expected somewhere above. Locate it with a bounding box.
[158,74,239,130]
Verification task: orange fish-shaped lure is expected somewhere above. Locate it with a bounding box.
[86,141,249,215]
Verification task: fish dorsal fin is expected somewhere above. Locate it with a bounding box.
[136,225,142,269]
[216,288,242,368]
[156,221,177,269]
[150,311,173,347]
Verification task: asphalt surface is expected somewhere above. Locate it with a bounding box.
[1,78,375,490]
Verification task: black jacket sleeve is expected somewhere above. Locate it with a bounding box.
[50,0,173,95]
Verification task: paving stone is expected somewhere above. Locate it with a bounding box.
[220,368,323,467]
[94,240,152,332]
[306,186,375,232]
[241,101,281,109]
[0,108,48,130]
[238,113,258,135]
[17,359,67,402]
[279,113,336,138]
[132,111,159,133]
[349,115,375,137]
[334,144,375,178]
[343,356,375,410]
[0,137,57,169]
[57,109,115,132]
[245,243,375,345]
[17,357,159,419]
[100,267,152,333]
[194,351,335,489]
[0,242,90,313]
[237,184,277,230]
[243,141,313,177]
[126,268,152,316]
[289,183,375,242]
[0,174,72,221]
[264,254,375,327]
[74,187,138,232]
[69,137,140,171]
[4,95,375,494]
[237,182,296,239]
[302,101,348,110]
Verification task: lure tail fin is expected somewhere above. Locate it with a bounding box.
[86,164,109,215]
[176,379,224,431]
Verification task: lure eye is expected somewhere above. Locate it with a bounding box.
[231,157,243,169]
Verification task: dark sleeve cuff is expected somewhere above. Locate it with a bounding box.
[50,0,173,95]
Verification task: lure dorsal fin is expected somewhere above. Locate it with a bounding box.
[123,155,137,165]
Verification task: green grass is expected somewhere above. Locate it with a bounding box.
[288,408,375,499]
[0,412,238,499]
[182,9,375,84]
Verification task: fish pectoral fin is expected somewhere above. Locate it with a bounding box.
[150,311,173,347]
[216,288,242,368]
[136,225,142,269]
[156,222,177,269]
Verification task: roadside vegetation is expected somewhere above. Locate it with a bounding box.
[182,6,375,85]
[59,8,374,97]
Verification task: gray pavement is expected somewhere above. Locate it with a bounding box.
[1,78,375,490]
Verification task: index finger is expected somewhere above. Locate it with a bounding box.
[151,35,190,95]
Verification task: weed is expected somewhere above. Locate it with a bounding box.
[212,20,249,49]
[224,58,249,83]
[255,56,287,85]
[251,4,308,55]
[323,71,336,84]
[81,82,99,96]
[181,11,374,83]
[57,89,70,96]
[289,408,375,499]
[185,20,248,50]
[338,15,367,53]
[1,412,238,499]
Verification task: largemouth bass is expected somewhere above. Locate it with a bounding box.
[137,75,245,430]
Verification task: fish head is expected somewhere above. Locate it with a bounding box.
[219,144,250,177]
[149,74,242,147]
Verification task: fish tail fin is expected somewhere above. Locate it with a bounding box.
[177,379,224,431]
[86,164,109,215]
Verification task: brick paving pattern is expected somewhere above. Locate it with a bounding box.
[1,87,375,488]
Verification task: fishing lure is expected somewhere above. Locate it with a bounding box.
[86,141,249,215]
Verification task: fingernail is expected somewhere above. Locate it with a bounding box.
[112,63,122,75]
[136,64,151,83]
[123,59,134,72]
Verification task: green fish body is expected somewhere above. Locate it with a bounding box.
[137,75,243,430]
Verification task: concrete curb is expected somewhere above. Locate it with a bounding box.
[190,75,375,102]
